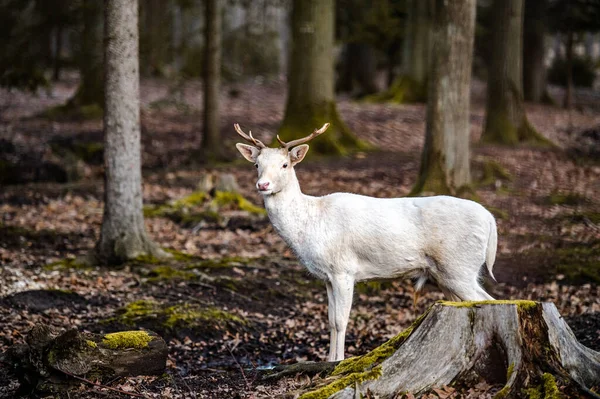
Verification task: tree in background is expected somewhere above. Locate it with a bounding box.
[139,0,173,77]
[199,0,223,161]
[68,0,104,111]
[336,0,404,97]
[412,0,475,195]
[481,0,550,146]
[523,0,550,103]
[371,0,431,103]
[94,0,166,265]
[279,0,364,155]
[548,0,600,109]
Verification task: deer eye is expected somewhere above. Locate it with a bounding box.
[254,164,258,168]
[282,163,288,169]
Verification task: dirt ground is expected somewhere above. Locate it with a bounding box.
[0,76,599,398]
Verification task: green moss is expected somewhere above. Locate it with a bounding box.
[116,300,160,326]
[163,305,246,329]
[440,300,538,310]
[86,340,97,348]
[479,160,513,187]
[102,331,152,350]
[111,300,247,332]
[147,266,196,282]
[44,257,91,271]
[332,309,431,376]
[211,191,266,215]
[299,366,382,399]
[186,256,251,270]
[524,373,562,399]
[545,192,589,206]
[133,253,163,264]
[506,363,515,381]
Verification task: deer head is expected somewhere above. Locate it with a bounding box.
[234,123,330,195]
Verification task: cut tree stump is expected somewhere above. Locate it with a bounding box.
[1,325,168,395]
[283,301,600,399]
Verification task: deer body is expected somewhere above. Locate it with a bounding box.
[235,124,497,361]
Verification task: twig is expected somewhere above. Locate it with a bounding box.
[59,369,147,398]
[227,343,251,391]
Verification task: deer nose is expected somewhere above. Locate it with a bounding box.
[257,181,270,191]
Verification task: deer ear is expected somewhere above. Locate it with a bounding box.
[236,143,260,163]
[290,144,309,165]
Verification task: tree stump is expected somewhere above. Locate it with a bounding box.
[2,325,168,395]
[289,301,600,398]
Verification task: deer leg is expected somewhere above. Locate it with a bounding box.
[326,281,338,362]
[330,274,355,361]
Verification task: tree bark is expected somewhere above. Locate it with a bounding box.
[2,325,167,395]
[523,0,548,103]
[200,0,223,161]
[94,0,166,265]
[411,0,475,196]
[481,0,551,146]
[292,302,600,399]
[279,0,365,155]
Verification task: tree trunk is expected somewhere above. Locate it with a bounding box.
[336,43,379,97]
[71,0,104,108]
[2,325,167,395]
[564,30,574,109]
[373,0,431,104]
[523,0,548,103]
[290,302,600,399]
[279,0,365,155]
[139,0,172,76]
[94,0,166,265]
[411,0,475,196]
[200,0,223,162]
[481,0,550,146]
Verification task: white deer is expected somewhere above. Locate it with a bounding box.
[234,123,497,361]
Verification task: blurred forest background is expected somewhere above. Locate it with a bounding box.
[0,0,599,398]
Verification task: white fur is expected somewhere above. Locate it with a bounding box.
[236,145,497,361]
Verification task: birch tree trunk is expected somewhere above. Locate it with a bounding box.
[94,0,166,265]
[200,0,223,161]
[278,0,364,155]
[481,0,550,145]
[411,0,474,195]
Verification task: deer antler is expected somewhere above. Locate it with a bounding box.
[234,124,267,148]
[276,123,330,149]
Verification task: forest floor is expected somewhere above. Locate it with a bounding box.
[0,76,599,398]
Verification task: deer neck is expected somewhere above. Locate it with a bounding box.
[262,173,316,247]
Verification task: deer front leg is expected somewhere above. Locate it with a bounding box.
[326,281,338,361]
[330,274,355,361]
